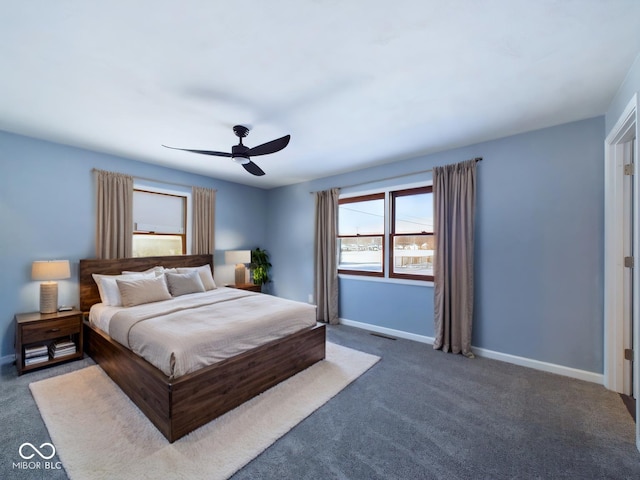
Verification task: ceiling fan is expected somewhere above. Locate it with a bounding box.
[162,125,290,176]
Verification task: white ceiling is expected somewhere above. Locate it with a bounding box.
[1,1,640,189]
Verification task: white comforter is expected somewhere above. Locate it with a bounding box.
[89,287,317,379]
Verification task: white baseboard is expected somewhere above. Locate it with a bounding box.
[339,318,604,385]
[1,354,15,367]
[472,347,604,384]
[340,318,435,344]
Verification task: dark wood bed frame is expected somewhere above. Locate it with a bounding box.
[79,254,326,443]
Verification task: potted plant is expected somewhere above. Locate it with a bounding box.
[251,248,272,287]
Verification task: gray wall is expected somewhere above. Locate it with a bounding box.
[0,114,612,374]
[0,130,268,358]
[265,117,605,374]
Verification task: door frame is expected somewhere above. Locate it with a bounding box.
[604,93,639,451]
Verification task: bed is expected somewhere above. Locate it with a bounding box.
[79,254,326,443]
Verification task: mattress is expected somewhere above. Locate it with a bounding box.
[89,287,317,378]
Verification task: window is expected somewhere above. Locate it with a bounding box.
[390,186,433,280]
[338,193,385,276]
[338,185,433,282]
[132,189,187,257]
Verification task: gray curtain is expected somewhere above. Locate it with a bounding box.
[314,188,340,324]
[192,186,216,255]
[433,159,477,358]
[95,169,133,259]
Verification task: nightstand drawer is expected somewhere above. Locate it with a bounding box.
[22,317,80,344]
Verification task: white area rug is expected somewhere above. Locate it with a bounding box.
[30,342,379,480]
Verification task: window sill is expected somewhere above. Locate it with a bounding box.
[338,273,434,288]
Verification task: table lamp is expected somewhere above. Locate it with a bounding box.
[32,260,71,314]
[224,250,251,285]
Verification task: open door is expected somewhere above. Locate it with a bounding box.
[604,93,639,452]
[623,139,635,399]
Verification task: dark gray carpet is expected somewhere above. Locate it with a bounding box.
[1,356,95,480]
[1,325,638,479]
[621,394,636,422]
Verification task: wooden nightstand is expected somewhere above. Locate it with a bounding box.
[15,310,84,375]
[228,283,262,292]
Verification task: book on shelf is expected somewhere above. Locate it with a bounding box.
[53,340,75,349]
[24,355,49,366]
[24,345,48,358]
[49,339,77,359]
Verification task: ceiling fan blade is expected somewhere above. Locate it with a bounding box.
[246,135,290,157]
[242,161,265,176]
[162,145,233,157]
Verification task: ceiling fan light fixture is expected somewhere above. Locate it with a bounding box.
[232,156,250,165]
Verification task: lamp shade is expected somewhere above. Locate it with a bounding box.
[32,260,71,281]
[224,250,251,265]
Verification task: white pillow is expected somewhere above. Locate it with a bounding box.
[177,265,216,291]
[122,266,164,277]
[92,271,155,306]
[165,270,206,297]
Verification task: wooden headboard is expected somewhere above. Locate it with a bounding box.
[79,254,214,312]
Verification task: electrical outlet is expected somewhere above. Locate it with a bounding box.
[308,294,314,304]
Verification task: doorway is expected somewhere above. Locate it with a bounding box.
[604,93,639,452]
[623,138,635,397]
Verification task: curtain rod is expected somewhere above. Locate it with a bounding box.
[92,168,217,192]
[309,157,482,194]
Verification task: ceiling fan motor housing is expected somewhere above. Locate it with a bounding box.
[232,143,250,164]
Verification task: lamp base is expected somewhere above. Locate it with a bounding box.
[40,282,58,314]
[235,265,246,285]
